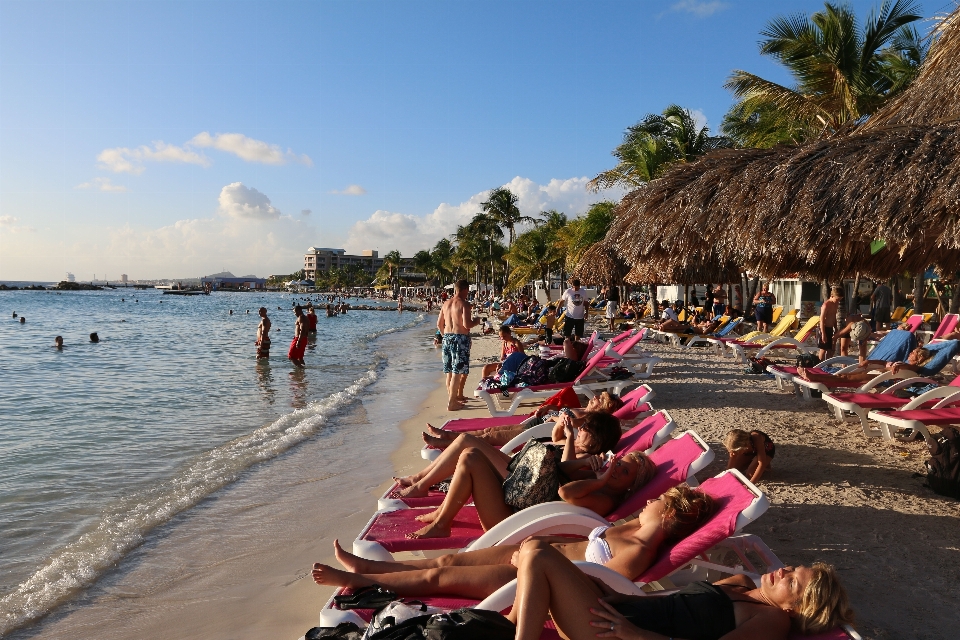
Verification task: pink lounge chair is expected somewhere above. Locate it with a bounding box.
[822,375,960,437]
[923,313,959,344]
[417,384,657,465]
[474,342,637,417]
[359,426,708,560]
[381,409,678,516]
[900,314,924,333]
[867,405,960,446]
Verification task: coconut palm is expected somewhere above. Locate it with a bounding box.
[722,0,925,147]
[564,201,617,269]
[481,187,535,246]
[589,105,732,191]
[506,225,567,300]
[430,238,455,285]
[376,250,403,288]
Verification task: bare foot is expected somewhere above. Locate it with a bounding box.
[457,395,470,402]
[447,402,465,411]
[421,432,450,449]
[311,562,373,588]
[392,483,430,499]
[414,509,439,523]
[425,424,453,438]
[333,539,368,573]
[406,520,451,539]
[392,475,415,487]
[797,366,811,381]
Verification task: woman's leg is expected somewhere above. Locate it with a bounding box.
[313,563,518,599]
[510,540,604,640]
[395,434,513,498]
[408,447,515,538]
[481,363,499,378]
[333,539,517,574]
[797,366,871,385]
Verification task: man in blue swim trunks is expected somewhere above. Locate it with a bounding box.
[438,279,481,410]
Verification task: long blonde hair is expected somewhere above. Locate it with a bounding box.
[794,563,855,634]
[660,486,716,542]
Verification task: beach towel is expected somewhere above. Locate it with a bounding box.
[540,386,582,410]
[916,340,960,377]
[868,329,917,363]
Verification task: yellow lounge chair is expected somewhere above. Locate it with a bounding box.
[716,311,797,359]
[750,315,822,361]
[890,306,906,322]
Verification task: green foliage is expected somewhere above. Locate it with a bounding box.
[563,202,617,267]
[506,224,567,299]
[721,1,925,148]
[589,105,731,191]
[481,187,536,245]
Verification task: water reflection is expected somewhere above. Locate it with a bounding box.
[288,368,308,408]
[255,361,276,405]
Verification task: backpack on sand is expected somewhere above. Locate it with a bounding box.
[365,608,515,640]
[924,426,960,499]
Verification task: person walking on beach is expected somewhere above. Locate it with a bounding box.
[560,278,587,339]
[818,287,844,360]
[604,283,620,332]
[871,281,893,329]
[439,279,480,411]
[287,305,308,368]
[256,307,271,359]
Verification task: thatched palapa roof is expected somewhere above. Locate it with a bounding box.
[594,7,960,283]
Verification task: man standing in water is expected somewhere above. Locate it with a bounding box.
[439,279,480,411]
[287,305,308,368]
[256,307,271,360]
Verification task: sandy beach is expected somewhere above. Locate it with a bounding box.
[20,321,958,640]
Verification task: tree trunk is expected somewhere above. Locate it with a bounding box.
[911,273,924,314]
[950,280,960,314]
[849,273,861,316]
[744,274,760,316]
[820,280,829,304]
[727,283,734,311]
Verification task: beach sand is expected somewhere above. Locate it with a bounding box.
[21,324,960,639]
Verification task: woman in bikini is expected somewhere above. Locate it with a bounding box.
[401,413,640,539]
[312,486,716,600]
[395,410,621,499]
[507,538,854,640]
[480,326,527,379]
[421,391,624,451]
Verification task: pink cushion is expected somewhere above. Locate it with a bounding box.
[874,407,960,425]
[610,329,634,344]
[606,434,701,521]
[613,402,652,421]
[614,333,645,354]
[361,508,485,552]
[635,472,756,583]
[441,414,532,433]
[614,412,668,454]
[826,392,911,410]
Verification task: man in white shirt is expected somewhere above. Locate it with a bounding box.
[658,300,684,332]
[560,278,588,339]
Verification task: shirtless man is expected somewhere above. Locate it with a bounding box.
[818,286,844,360]
[256,307,271,359]
[439,279,481,410]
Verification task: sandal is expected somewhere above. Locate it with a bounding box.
[333,584,398,611]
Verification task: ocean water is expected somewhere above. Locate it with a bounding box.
[0,289,428,634]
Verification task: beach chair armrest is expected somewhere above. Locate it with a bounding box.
[878,377,938,395]
[684,431,717,486]
[821,356,859,369]
[904,386,960,410]
[463,504,608,551]
[498,422,556,454]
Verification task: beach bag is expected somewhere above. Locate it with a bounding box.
[304,623,364,640]
[924,426,960,499]
[515,355,551,386]
[501,440,562,511]
[365,608,514,640]
[608,366,634,380]
[795,353,821,369]
[334,585,398,611]
[540,386,582,410]
[547,358,587,383]
[747,356,772,374]
[363,601,445,640]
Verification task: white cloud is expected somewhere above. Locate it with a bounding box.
[343,177,624,255]
[76,177,128,192]
[0,215,36,234]
[330,184,367,196]
[690,109,709,131]
[218,182,281,220]
[301,209,312,216]
[189,132,312,166]
[670,1,728,17]
[98,142,210,174]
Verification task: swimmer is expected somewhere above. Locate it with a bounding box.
[20,317,25,324]
[90,332,99,343]
[54,336,64,349]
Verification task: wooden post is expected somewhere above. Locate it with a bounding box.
[912,272,924,315]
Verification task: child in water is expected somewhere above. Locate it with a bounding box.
[724,428,775,483]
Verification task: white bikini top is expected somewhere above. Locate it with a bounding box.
[584,525,613,565]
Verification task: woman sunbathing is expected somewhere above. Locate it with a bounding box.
[796,344,940,385]
[421,391,625,451]
[313,486,716,598]
[394,411,621,500]
[507,538,854,640]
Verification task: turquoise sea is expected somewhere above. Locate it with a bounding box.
[0,288,430,635]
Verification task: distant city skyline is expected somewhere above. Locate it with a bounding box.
[0,0,932,280]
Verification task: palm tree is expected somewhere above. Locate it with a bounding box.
[589,105,732,191]
[506,226,566,300]
[563,201,617,269]
[481,187,535,246]
[430,238,455,285]
[376,250,403,290]
[721,1,925,148]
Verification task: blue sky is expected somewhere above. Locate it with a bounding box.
[0,0,937,280]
